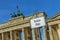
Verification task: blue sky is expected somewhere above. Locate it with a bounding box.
[0,0,60,23]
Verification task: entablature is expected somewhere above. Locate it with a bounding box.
[47,12,60,26]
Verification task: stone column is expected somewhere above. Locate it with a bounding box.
[2,33,4,40]
[32,28,35,40]
[42,26,47,40]
[0,34,2,40]
[34,28,41,40]
[22,28,25,40]
[38,28,41,40]
[49,26,54,40]
[10,31,13,40]
[58,24,60,40]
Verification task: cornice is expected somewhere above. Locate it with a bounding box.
[50,12,60,19]
[47,12,60,22]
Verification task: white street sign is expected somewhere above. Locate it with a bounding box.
[30,16,46,28]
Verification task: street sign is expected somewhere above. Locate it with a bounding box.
[30,16,46,28]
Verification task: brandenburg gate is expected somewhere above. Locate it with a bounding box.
[0,11,60,40]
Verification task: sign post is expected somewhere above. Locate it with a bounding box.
[30,11,47,40]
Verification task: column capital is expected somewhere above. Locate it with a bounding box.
[58,23,60,28]
[49,25,52,29]
[22,28,24,30]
